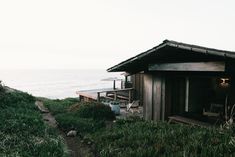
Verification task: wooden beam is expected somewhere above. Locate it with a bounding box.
[185,77,189,112]
[97,88,133,94]
[143,74,153,120]
[161,77,165,121]
[153,76,162,121]
[149,62,225,72]
[114,91,117,100]
[128,90,132,103]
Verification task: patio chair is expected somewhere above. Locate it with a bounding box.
[127,100,140,113]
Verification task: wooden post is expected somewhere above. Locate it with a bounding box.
[113,80,116,90]
[161,77,165,121]
[114,91,117,100]
[128,90,132,103]
[143,74,153,120]
[225,94,228,121]
[97,92,100,102]
[153,76,162,121]
[185,77,189,112]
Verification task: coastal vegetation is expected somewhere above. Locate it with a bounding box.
[0,85,68,157]
[1,83,235,157]
[44,99,235,157]
[90,118,235,157]
[42,100,115,135]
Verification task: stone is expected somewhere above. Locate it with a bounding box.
[66,130,77,137]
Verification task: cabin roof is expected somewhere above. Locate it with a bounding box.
[107,40,235,73]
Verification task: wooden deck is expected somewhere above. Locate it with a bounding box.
[76,88,134,103]
[168,115,212,127]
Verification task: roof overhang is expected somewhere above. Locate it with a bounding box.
[107,40,235,73]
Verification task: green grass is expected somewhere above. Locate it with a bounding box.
[40,97,79,115]
[0,90,68,157]
[89,119,235,157]
[43,100,115,135]
[55,113,105,134]
[43,98,235,157]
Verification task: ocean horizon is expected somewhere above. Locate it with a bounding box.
[0,69,122,99]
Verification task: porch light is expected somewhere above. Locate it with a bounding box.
[219,78,230,88]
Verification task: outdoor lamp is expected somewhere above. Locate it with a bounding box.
[220,78,230,88]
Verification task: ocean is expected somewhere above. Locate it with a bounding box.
[0,69,122,99]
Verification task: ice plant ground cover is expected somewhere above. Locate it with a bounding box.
[2,86,235,157]
[0,86,68,157]
[43,98,235,157]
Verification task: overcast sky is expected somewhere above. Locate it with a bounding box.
[0,0,235,69]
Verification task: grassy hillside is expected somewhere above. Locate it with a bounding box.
[0,86,68,157]
[44,99,235,157]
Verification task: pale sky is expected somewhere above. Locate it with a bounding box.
[0,0,235,69]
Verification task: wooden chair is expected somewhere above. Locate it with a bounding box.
[203,103,223,117]
[127,100,140,113]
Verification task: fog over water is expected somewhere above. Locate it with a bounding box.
[0,69,122,99]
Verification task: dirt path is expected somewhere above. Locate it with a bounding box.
[35,101,82,157]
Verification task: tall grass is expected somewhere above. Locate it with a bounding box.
[0,90,68,157]
[43,98,235,157]
[90,118,235,157]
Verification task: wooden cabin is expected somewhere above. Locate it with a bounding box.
[107,40,235,124]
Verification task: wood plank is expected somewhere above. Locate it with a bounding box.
[143,74,153,120]
[161,77,166,121]
[168,116,212,127]
[149,62,225,72]
[97,88,134,93]
[185,77,189,112]
[140,74,144,106]
[153,76,162,121]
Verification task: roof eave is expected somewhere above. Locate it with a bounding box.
[107,40,235,72]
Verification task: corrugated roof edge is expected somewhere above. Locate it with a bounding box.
[107,39,235,72]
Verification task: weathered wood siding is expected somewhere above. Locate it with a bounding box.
[143,74,153,120]
[131,73,144,106]
[152,75,165,121]
[143,74,166,121]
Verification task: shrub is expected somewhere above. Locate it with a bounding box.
[74,102,115,121]
[0,91,35,109]
[42,97,79,115]
[55,113,105,134]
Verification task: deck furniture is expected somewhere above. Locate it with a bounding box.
[127,100,140,113]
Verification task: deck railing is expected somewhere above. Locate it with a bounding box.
[97,88,134,103]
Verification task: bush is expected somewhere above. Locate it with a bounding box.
[42,97,79,115]
[43,99,112,135]
[55,113,105,134]
[0,91,35,109]
[74,102,115,121]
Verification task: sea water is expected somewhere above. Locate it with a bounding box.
[0,69,122,99]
